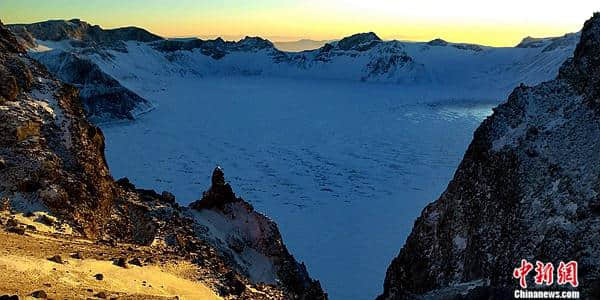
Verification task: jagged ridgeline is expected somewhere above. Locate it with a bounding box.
[7,18,579,124]
[378,13,600,300]
[0,20,326,299]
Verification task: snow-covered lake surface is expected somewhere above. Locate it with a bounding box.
[101,76,495,299]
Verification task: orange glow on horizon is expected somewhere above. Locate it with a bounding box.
[1,0,599,46]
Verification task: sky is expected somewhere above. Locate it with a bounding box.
[1,0,599,46]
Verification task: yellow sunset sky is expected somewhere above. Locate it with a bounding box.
[1,0,599,45]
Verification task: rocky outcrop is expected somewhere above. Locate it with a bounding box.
[189,167,327,299]
[379,13,600,300]
[0,20,325,299]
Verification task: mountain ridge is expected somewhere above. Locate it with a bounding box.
[6,19,578,113]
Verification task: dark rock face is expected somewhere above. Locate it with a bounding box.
[379,13,600,300]
[561,13,600,106]
[0,20,25,53]
[190,166,238,210]
[33,50,152,120]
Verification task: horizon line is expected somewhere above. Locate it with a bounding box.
[4,17,581,48]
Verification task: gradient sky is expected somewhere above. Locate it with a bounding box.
[1,0,599,45]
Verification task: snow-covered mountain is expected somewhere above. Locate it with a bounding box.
[8,20,577,122]
[8,19,160,122]
[378,13,600,300]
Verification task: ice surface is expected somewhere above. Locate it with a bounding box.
[101,76,495,299]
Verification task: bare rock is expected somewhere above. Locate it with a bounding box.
[37,214,55,226]
[7,226,25,235]
[48,255,64,264]
[30,290,47,299]
[0,71,18,102]
[128,257,143,267]
[114,257,130,269]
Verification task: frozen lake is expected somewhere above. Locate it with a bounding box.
[102,77,495,299]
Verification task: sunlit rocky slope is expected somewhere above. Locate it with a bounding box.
[0,20,325,299]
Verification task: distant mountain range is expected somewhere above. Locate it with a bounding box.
[7,19,579,121]
[273,39,337,52]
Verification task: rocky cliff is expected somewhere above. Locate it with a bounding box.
[0,20,325,299]
[378,14,600,300]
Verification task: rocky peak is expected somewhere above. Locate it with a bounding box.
[189,168,327,299]
[337,32,381,51]
[211,166,226,186]
[190,167,239,210]
[427,38,448,46]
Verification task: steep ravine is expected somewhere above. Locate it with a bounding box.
[378,13,600,300]
[0,20,325,299]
